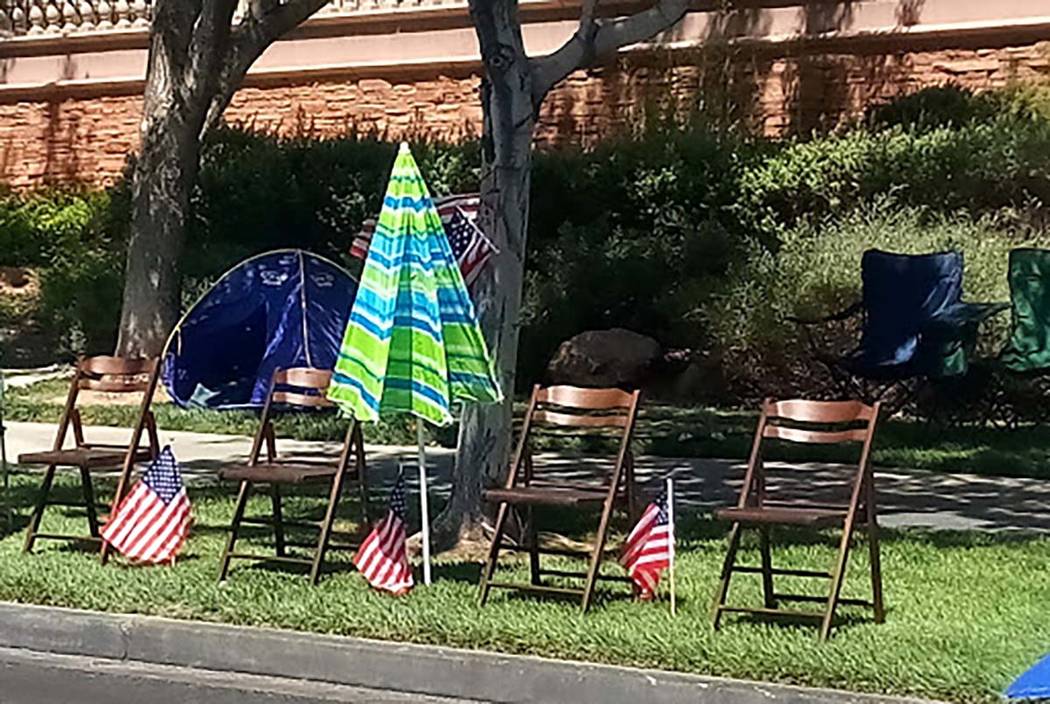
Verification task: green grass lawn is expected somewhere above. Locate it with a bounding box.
[7,377,1050,478]
[0,472,1046,703]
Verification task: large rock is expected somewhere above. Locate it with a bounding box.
[546,328,662,389]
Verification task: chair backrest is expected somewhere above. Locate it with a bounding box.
[859,249,963,368]
[531,385,638,431]
[77,355,158,394]
[55,355,161,456]
[249,367,337,464]
[269,367,336,409]
[510,384,641,490]
[1001,247,1050,372]
[741,398,881,509]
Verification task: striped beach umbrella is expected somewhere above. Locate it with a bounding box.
[327,143,501,583]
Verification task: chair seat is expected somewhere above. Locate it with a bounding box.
[219,462,342,484]
[483,486,609,507]
[715,506,846,528]
[18,446,152,469]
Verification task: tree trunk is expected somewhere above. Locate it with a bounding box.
[116,16,206,359]
[116,118,200,358]
[433,0,535,549]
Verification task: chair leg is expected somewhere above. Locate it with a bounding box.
[526,506,541,586]
[820,522,856,641]
[23,465,57,553]
[478,502,511,607]
[711,523,743,630]
[270,484,286,558]
[759,526,776,608]
[218,481,252,582]
[868,514,885,624]
[580,495,618,613]
[79,467,100,538]
[310,468,349,586]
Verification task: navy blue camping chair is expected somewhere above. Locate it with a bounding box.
[794,250,1007,407]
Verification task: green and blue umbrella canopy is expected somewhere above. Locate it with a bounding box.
[327,143,502,424]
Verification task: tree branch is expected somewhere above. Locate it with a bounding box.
[529,0,689,106]
[201,0,329,137]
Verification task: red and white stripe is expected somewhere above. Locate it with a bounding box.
[349,193,494,285]
[354,512,414,595]
[101,483,191,564]
[620,502,672,597]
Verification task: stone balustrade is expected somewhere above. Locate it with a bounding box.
[0,0,467,38]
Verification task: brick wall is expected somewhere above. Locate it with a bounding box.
[0,39,1047,187]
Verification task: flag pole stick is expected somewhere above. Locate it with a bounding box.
[666,476,676,617]
[417,420,432,586]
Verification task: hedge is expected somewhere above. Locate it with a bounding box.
[3,84,1050,399]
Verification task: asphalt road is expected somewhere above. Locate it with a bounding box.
[0,647,480,704]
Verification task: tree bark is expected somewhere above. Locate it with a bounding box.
[116,3,211,358]
[434,0,690,549]
[433,0,535,548]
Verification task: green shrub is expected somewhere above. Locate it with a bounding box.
[868,83,1050,130]
[188,128,480,282]
[705,200,1050,398]
[33,187,128,356]
[740,116,1050,239]
[519,123,756,381]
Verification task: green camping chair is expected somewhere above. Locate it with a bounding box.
[923,248,1050,425]
[989,248,1050,424]
[1000,248,1050,373]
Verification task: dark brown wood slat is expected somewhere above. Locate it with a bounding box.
[31,533,102,542]
[78,378,151,393]
[766,398,875,423]
[18,447,152,468]
[733,565,833,579]
[271,391,334,407]
[273,367,332,390]
[79,355,156,376]
[774,593,873,607]
[718,605,825,619]
[716,506,846,527]
[486,581,586,596]
[532,410,628,428]
[536,385,634,410]
[538,568,634,583]
[219,463,338,484]
[483,486,608,507]
[763,425,869,444]
[225,553,315,565]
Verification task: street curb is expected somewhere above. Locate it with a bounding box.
[0,602,937,704]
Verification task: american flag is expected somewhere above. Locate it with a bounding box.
[350,193,497,286]
[620,487,674,598]
[100,447,191,565]
[354,473,414,595]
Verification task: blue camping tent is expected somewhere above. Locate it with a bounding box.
[163,249,358,410]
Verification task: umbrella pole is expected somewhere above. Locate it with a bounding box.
[417,421,432,586]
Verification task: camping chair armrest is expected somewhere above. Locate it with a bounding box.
[787,301,863,326]
[924,302,1010,336]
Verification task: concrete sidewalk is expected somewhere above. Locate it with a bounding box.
[6,420,1050,533]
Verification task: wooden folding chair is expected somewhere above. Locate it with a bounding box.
[711,398,885,640]
[20,356,161,561]
[217,367,368,585]
[478,384,642,612]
